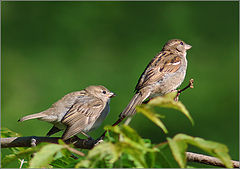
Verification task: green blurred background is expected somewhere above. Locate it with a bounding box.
[2,1,239,167]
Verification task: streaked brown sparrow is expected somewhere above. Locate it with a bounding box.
[18,85,116,140]
[120,39,192,117]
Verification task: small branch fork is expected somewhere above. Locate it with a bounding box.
[1,137,239,168]
[175,78,194,101]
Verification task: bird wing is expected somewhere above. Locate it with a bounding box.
[135,51,182,91]
[61,95,105,140]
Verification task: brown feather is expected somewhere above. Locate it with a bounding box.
[61,96,104,140]
[135,51,181,91]
[18,112,46,122]
[120,90,150,118]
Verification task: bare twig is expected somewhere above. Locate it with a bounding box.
[175,78,194,101]
[186,152,239,168]
[19,159,26,169]
[63,144,85,157]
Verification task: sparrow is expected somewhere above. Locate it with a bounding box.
[18,85,116,140]
[120,39,192,118]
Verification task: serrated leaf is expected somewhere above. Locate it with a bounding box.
[29,143,64,168]
[136,106,168,133]
[144,92,194,125]
[168,133,233,168]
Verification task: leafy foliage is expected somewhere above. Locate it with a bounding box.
[137,92,194,133]
[29,143,64,168]
[1,94,234,168]
[167,134,233,168]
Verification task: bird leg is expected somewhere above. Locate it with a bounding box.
[174,79,194,101]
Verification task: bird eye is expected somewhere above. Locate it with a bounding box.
[180,42,184,45]
[102,91,106,94]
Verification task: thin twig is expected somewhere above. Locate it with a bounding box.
[178,78,194,94]
[19,159,26,169]
[63,144,85,157]
[186,152,239,168]
[175,78,194,101]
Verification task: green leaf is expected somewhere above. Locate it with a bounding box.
[136,106,168,133]
[167,137,187,168]
[1,128,26,155]
[29,143,64,168]
[1,128,22,138]
[168,133,233,168]
[76,142,121,168]
[119,143,147,168]
[75,159,91,168]
[2,147,36,167]
[89,142,121,163]
[155,144,180,168]
[105,125,154,153]
[146,151,156,168]
[147,92,194,125]
[80,125,155,168]
[136,92,194,134]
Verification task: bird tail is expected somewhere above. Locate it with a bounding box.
[120,92,146,118]
[18,112,46,122]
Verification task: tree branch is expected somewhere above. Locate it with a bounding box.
[186,152,239,168]
[1,137,239,168]
[1,136,95,149]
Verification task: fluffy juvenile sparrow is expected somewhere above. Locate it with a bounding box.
[18,85,116,140]
[120,39,192,118]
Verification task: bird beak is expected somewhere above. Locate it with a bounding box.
[185,44,192,50]
[110,92,116,98]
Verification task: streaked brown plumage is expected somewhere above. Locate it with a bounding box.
[120,39,192,117]
[18,85,116,140]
